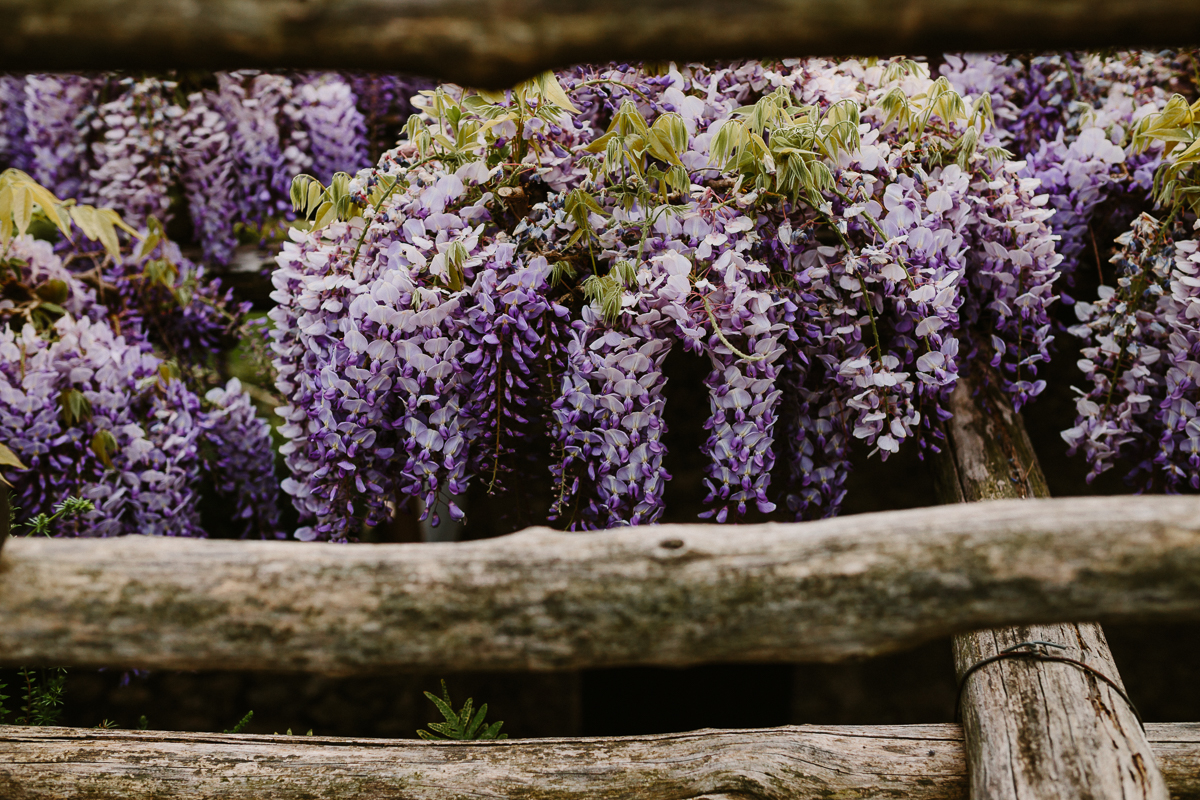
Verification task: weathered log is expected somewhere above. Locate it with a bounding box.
[0,723,1198,800]
[1,0,1200,87]
[2,494,1200,673]
[938,373,1168,800]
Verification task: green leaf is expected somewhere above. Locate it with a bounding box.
[537,71,581,115]
[223,710,254,734]
[480,720,507,740]
[550,260,577,287]
[0,441,27,471]
[91,429,119,469]
[11,183,33,238]
[418,680,506,741]
[34,279,69,304]
[0,186,12,247]
[424,685,459,727]
[20,667,66,726]
[59,389,93,427]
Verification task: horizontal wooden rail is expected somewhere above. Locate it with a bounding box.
[1,723,1198,800]
[0,0,1199,87]
[1,496,1199,674]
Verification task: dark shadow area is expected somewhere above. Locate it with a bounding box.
[838,434,937,516]
[581,664,795,736]
[1105,623,1200,723]
[57,670,580,739]
[791,639,958,724]
[659,345,724,525]
[580,641,959,736]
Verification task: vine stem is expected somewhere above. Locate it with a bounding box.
[821,209,885,360]
[700,295,766,362]
[487,352,505,494]
[341,153,449,270]
[567,78,657,108]
[831,186,917,291]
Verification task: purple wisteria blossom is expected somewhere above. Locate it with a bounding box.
[0,75,30,172]
[107,237,249,363]
[294,73,370,180]
[86,77,178,228]
[464,251,569,495]
[1065,214,1200,490]
[0,314,204,537]
[272,159,497,539]
[962,162,1061,410]
[200,377,283,539]
[214,71,298,225]
[0,205,274,540]
[174,91,240,265]
[25,74,96,201]
[272,55,1200,531]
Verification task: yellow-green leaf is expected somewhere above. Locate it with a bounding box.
[538,71,581,115]
[12,184,32,237]
[91,429,119,469]
[0,441,27,471]
[59,388,93,427]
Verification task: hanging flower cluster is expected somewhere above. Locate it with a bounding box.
[1061,83,1200,490]
[943,50,1200,491]
[269,57,1066,538]
[0,169,281,537]
[5,52,1194,538]
[0,70,430,266]
[941,51,1173,285]
[0,316,205,537]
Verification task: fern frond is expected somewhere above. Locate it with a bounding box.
[418,680,507,741]
[223,710,254,734]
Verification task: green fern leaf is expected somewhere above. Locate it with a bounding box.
[479,720,508,740]
[418,680,506,741]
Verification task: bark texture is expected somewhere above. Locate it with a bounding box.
[0,723,1197,800]
[939,373,1168,800]
[2,494,1200,673]
[0,0,1199,86]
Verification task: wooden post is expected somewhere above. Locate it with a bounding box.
[937,371,1168,800]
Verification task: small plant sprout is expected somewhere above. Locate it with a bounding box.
[21,496,93,537]
[418,680,507,741]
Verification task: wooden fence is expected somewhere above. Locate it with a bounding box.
[3,723,1200,800]
[1,495,1198,673]
[2,369,1198,799]
[2,6,1200,797]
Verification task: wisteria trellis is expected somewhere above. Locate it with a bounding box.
[1,53,1199,542]
[270,55,1178,541]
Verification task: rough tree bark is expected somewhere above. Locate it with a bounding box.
[0,723,1198,800]
[2,494,1200,673]
[0,0,1199,87]
[937,372,1168,800]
